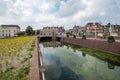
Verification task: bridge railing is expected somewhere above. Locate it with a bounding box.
[38,34,64,37]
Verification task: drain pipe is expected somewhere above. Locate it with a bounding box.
[39,52,46,80]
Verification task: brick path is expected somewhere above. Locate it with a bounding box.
[29,38,42,80]
[77,37,120,43]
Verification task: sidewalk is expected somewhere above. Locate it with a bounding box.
[77,37,120,43]
[29,38,42,80]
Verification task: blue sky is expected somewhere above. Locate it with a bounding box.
[0,0,120,30]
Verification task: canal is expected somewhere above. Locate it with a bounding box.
[39,42,120,80]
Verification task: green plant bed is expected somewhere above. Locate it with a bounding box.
[73,35,76,38]
[67,34,69,38]
[82,35,86,39]
[107,36,115,43]
[0,36,35,80]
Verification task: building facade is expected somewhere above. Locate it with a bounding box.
[72,26,81,36]
[40,26,65,35]
[85,22,120,37]
[104,23,120,37]
[0,25,20,38]
[84,22,104,38]
[66,25,84,36]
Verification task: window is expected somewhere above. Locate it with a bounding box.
[9,34,10,37]
[2,30,4,33]
[2,34,4,36]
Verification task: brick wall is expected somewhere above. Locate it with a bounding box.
[115,36,120,40]
[61,37,120,55]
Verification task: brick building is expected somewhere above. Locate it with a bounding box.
[40,26,65,35]
[104,23,120,37]
[66,25,85,36]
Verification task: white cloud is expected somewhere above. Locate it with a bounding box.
[57,0,85,17]
[116,0,120,8]
[0,0,120,30]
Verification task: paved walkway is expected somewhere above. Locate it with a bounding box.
[77,37,120,43]
[29,39,42,80]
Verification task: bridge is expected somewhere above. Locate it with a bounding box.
[38,35,63,42]
[38,35,63,37]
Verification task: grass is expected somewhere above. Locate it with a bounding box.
[74,46,120,64]
[0,36,35,80]
[60,43,120,65]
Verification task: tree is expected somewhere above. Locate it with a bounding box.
[36,30,40,35]
[25,26,35,35]
[73,35,76,38]
[82,35,86,39]
[17,31,25,36]
[66,32,70,38]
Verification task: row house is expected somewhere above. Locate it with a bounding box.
[72,26,80,36]
[104,23,120,37]
[40,26,65,35]
[66,23,120,38]
[66,25,85,36]
[85,22,120,37]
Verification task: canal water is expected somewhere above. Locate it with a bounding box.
[39,42,120,80]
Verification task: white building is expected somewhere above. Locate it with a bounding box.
[0,25,20,38]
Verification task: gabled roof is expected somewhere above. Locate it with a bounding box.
[105,23,120,28]
[85,22,102,27]
[1,25,20,29]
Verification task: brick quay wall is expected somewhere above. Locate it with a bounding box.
[61,37,120,56]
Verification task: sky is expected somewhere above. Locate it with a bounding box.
[0,0,120,30]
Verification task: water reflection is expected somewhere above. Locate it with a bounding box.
[42,42,62,47]
[42,54,85,80]
[82,52,86,57]
[108,63,115,70]
[40,42,120,80]
[67,44,120,67]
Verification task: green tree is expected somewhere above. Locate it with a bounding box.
[17,31,25,36]
[25,26,35,35]
[36,30,40,35]
[107,36,115,43]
